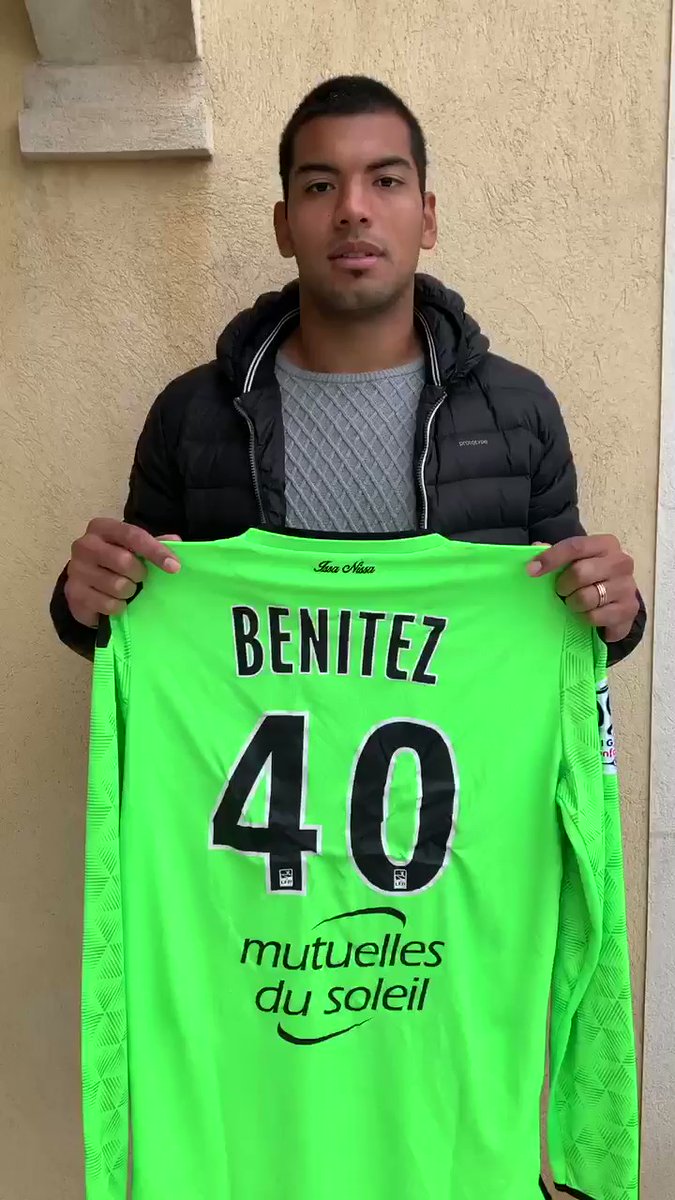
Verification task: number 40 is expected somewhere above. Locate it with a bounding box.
[210,713,458,897]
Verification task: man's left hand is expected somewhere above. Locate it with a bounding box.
[527,535,639,643]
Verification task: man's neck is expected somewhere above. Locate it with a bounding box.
[282,290,423,375]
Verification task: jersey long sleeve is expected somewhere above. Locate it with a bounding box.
[81,617,131,1200]
[548,623,639,1200]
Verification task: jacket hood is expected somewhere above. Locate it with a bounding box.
[216,274,490,393]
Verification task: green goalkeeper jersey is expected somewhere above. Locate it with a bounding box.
[82,529,639,1200]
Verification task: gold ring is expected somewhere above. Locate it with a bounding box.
[595,581,608,609]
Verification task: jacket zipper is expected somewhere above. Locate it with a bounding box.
[414,307,446,532]
[417,393,446,530]
[233,398,265,524]
[235,310,298,526]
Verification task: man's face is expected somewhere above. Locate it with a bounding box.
[274,112,437,316]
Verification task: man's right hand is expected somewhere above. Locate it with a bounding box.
[64,518,182,629]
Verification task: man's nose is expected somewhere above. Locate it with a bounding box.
[333,182,371,227]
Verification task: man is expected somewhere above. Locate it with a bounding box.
[50,75,644,661]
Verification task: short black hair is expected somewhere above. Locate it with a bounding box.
[279,75,427,202]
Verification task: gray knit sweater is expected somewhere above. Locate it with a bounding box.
[275,351,425,534]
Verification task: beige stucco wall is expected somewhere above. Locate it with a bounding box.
[0,0,667,1195]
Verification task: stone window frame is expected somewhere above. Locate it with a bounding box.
[18,0,212,161]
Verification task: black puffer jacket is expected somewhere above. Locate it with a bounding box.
[50,275,645,662]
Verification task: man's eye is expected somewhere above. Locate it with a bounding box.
[306,181,333,194]
[375,176,402,189]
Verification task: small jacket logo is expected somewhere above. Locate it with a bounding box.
[314,560,375,575]
[458,438,489,447]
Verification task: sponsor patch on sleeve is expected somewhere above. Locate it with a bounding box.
[596,678,617,775]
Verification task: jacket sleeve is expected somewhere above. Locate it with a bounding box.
[49,387,186,661]
[528,384,646,667]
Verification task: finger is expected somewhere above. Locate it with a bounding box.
[66,580,128,619]
[159,534,182,542]
[602,618,637,644]
[70,561,142,602]
[556,558,609,598]
[585,602,625,630]
[556,553,635,598]
[565,580,620,614]
[119,523,182,572]
[76,535,148,584]
[92,519,181,573]
[527,535,613,577]
[88,589,128,618]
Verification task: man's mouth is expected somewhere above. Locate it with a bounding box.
[328,242,385,270]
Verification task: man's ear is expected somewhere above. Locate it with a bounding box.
[421,192,437,252]
[274,201,295,259]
